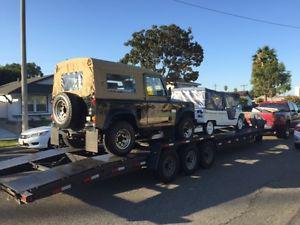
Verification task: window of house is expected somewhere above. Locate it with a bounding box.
[106,74,136,93]
[145,76,166,96]
[27,96,47,113]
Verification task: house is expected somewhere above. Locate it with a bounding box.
[0,75,53,122]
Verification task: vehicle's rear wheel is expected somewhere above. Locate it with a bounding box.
[155,150,179,183]
[180,145,199,175]
[198,142,216,169]
[236,116,244,131]
[103,121,136,156]
[204,121,214,135]
[176,116,194,140]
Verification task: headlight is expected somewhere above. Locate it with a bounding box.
[30,131,48,137]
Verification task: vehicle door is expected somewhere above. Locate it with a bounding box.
[144,75,173,126]
[206,91,228,126]
[288,102,299,127]
[291,103,300,125]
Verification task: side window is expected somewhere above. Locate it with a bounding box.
[288,102,295,112]
[293,103,298,112]
[145,76,166,97]
[206,92,224,110]
[62,71,83,91]
[106,74,136,93]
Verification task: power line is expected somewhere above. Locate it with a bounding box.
[172,0,300,30]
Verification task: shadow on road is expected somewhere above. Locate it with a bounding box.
[63,137,300,224]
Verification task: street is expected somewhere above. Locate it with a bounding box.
[0,136,300,225]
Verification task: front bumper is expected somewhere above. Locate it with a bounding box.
[18,135,49,149]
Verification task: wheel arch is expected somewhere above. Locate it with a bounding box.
[103,109,138,130]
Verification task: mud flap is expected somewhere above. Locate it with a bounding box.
[51,127,59,146]
[86,129,98,153]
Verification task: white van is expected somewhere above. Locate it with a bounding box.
[172,87,244,135]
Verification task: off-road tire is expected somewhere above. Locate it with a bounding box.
[204,121,214,135]
[276,122,290,139]
[236,115,244,131]
[103,121,136,156]
[176,116,194,140]
[52,92,87,130]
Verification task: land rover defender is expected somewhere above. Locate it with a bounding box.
[51,58,195,156]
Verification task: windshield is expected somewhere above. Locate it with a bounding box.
[62,71,83,91]
[259,103,289,112]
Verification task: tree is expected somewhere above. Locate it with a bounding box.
[224,85,228,92]
[121,24,204,82]
[0,62,43,86]
[251,46,291,101]
[284,96,300,105]
[233,88,238,92]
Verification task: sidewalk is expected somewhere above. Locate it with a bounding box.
[0,128,18,140]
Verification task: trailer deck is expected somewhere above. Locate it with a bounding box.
[0,127,262,204]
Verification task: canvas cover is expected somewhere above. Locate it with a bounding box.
[53,57,160,100]
[172,87,240,110]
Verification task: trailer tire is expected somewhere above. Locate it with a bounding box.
[180,145,199,175]
[104,121,136,156]
[155,150,179,183]
[198,142,216,169]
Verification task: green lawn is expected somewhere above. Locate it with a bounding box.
[0,140,18,148]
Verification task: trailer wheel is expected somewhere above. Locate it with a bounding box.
[198,142,216,169]
[156,150,179,183]
[180,145,199,175]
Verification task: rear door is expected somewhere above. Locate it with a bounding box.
[144,75,173,126]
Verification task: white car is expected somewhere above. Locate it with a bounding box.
[19,126,51,149]
[294,123,300,149]
[172,87,244,135]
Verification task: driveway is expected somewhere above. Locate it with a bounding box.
[0,128,17,140]
[0,136,299,225]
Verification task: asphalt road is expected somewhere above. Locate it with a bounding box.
[0,136,300,225]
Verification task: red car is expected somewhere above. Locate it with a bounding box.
[253,101,300,138]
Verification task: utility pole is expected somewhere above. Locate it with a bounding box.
[21,0,28,131]
[214,84,217,91]
[241,84,247,91]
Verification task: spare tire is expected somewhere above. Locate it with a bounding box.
[52,92,87,130]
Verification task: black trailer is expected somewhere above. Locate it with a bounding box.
[0,127,262,204]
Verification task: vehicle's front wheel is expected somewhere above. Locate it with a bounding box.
[276,123,290,139]
[104,121,136,156]
[236,116,244,131]
[176,116,194,140]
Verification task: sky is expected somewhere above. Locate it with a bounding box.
[0,0,299,93]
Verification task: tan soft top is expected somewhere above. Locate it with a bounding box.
[53,57,160,99]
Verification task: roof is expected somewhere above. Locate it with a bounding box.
[0,75,53,95]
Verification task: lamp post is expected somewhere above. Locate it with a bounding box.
[21,0,28,131]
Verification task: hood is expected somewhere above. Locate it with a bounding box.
[21,126,51,135]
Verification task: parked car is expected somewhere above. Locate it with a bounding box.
[19,125,51,149]
[295,123,300,149]
[252,101,300,138]
[172,87,245,135]
[51,58,195,156]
